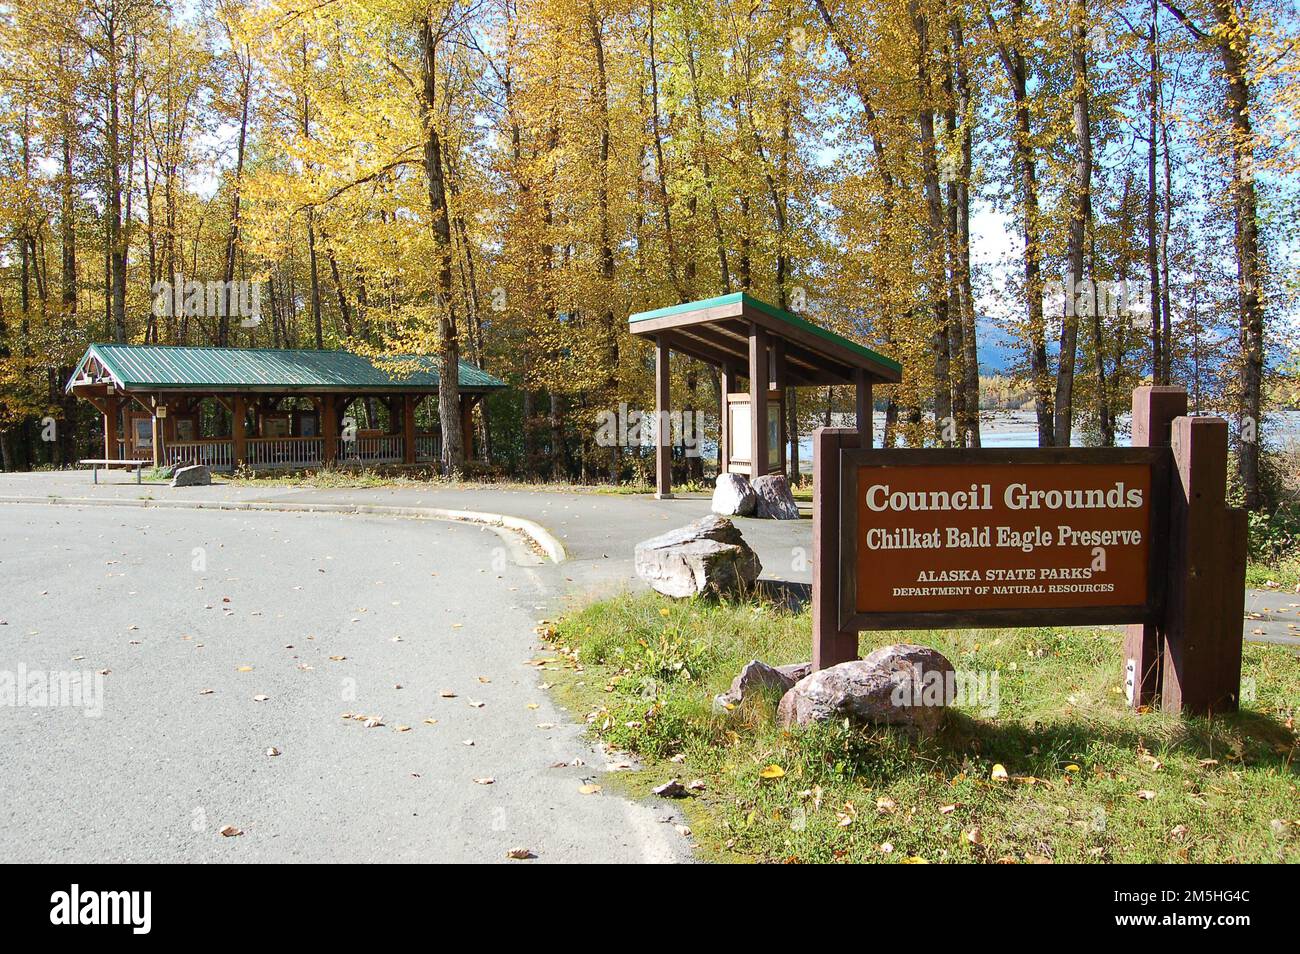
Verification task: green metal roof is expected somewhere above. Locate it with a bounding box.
[69,344,506,393]
[629,291,902,375]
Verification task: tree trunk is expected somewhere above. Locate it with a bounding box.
[988,2,1052,445]
[684,30,730,293]
[647,0,684,301]
[950,14,980,446]
[420,15,464,476]
[220,39,251,346]
[1054,0,1093,446]
[1147,10,1164,383]
[588,4,621,482]
[911,3,953,443]
[1162,0,1266,508]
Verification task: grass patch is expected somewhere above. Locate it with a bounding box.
[225,467,715,496]
[545,591,1299,864]
[1246,559,1300,592]
[227,465,409,488]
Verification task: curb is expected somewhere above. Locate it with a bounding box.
[0,494,567,564]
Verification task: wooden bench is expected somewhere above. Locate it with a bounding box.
[79,459,147,484]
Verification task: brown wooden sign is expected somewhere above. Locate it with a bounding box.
[838,448,1167,632]
[811,386,1247,717]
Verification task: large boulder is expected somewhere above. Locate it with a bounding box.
[752,473,799,519]
[711,473,757,517]
[171,464,212,487]
[634,514,762,599]
[777,644,956,732]
[713,659,812,712]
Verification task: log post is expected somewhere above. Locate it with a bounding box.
[1122,385,1186,709]
[655,335,672,498]
[232,395,247,468]
[749,323,768,478]
[812,427,861,670]
[460,394,475,461]
[103,394,120,459]
[719,365,732,474]
[854,368,872,442]
[150,400,163,468]
[1162,415,1246,715]
[403,394,417,465]
[321,395,338,465]
[772,340,787,477]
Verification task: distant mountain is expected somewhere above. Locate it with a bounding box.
[976,317,1019,375]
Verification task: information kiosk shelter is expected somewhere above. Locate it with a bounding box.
[628,293,901,497]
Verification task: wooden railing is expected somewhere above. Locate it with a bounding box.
[414,433,441,462]
[246,436,324,469]
[164,440,234,472]
[118,434,424,471]
[340,434,403,463]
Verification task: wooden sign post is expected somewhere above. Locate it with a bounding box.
[812,386,1246,716]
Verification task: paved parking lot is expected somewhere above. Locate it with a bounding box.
[0,501,688,862]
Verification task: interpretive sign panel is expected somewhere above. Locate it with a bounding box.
[838,448,1169,632]
[813,388,1246,717]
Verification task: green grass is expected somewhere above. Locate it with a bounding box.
[545,591,1299,864]
[225,467,718,495]
[227,465,407,488]
[1246,558,1300,592]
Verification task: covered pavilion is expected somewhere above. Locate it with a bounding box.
[65,343,506,472]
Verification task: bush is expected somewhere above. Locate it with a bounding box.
[1245,445,1300,564]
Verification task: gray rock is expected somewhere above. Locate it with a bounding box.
[714,659,812,712]
[652,779,687,798]
[634,514,762,599]
[752,473,800,519]
[777,644,956,732]
[711,472,757,517]
[171,464,212,487]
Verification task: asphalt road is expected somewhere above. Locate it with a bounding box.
[0,503,688,863]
